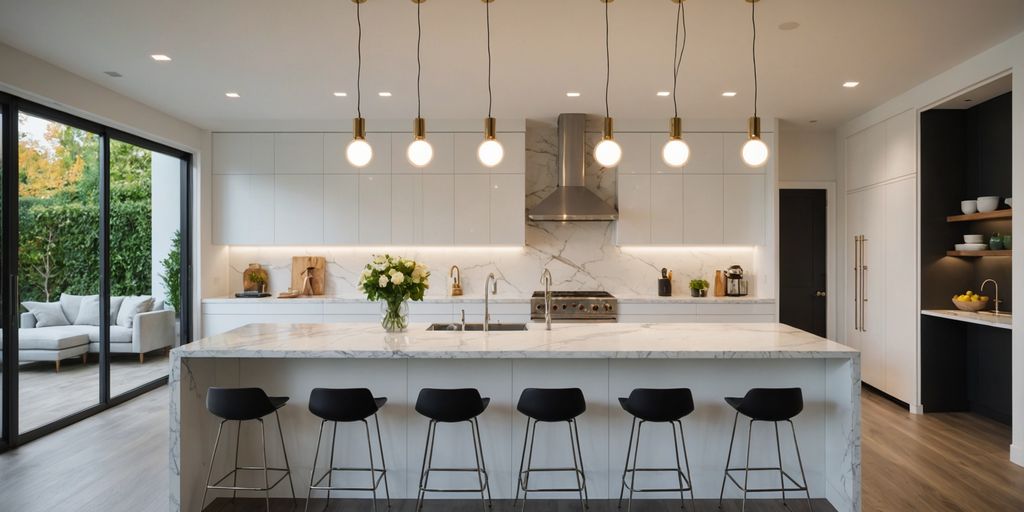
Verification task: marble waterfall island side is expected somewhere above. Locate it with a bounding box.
[171,322,860,511]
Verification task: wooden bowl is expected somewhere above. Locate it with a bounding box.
[952,298,988,312]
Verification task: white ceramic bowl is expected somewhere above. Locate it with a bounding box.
[1006,197,1013,207]
[954,243,988,251]
[961,200,978,214]
[964,234,984,243]
[977,196,1000,212]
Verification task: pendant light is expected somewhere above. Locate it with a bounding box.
[662,0,691,168]
[477,0,504,168]
[741,0,769,167]
[593,0,622,168]
[345,0,373,168]
[406,0,434,168]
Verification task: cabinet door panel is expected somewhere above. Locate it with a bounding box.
[490,174,525,245]
[680,133,724,174]
[453,132,526,174]
[846,123,886,190]
[454,175,490,245]
[391,176,424,245]
[274,133,324,174]
[683,175,724,244]
[886,110,917,179]
[616,174,652,245]
[651,175,684,244]
[859,185,887,388]
[358,175,391,244]
[884,177,917,403]
[274,175,324,244]
[723,175,765,245]
[421,175,455,245]
[213,174,275,244]
[213,133,274,174]
[324,175,359,244]
[616,133,652,174]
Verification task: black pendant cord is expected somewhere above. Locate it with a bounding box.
[356,0,362,119]
[672,1,687,118]
[751,0,758,118]
[486,0,493,118]
[604,0,610,119]
[416,0,422,119]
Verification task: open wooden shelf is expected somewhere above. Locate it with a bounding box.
[946,250,1012,257]
[946,209,1012,222]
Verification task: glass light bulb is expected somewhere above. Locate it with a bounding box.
[661,138,691,167]
[741,138,769,167]
[478,139,505,167]
[594,139,623,167]
[407,139,434,167]
[346,138,373,168]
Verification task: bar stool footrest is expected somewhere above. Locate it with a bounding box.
[310,467,387,492]
[724,467,808,493]
[208,467,291,492]
[421,467,489,494]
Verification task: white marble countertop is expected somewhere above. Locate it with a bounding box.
[921,309,1013,330]
[201,295,774,304]
[174,322,855,360]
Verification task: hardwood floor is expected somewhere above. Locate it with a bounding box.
[0,386,1022,511]
[14,351,169,432]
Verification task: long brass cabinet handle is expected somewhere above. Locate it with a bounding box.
[860,236,868,333]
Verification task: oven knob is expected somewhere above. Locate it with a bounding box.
[576,304,584,311]
[536,304,545,311]
[591,304,600,312]
[604,304,613,311]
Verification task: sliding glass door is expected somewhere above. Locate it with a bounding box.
[0,92,192,448]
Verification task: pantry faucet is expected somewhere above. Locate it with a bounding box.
[981,279,1002,315]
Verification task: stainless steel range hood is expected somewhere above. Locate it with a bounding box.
[528,114,618,221]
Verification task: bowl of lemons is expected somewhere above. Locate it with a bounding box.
[952,291,990,312]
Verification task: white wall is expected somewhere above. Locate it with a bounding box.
[779,122,837,182]
[151,152,181,304]
[835,30,1024,466]
[0,42,220,337]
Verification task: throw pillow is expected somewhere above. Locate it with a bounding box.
[117,295,154,328]
[59,294,85,324]
[22,301,70,327]
[74,295,126,326]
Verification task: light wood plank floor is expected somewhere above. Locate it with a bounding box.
[1,387,1023,511]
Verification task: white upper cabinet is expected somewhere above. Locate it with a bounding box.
[392,132,454,174]
[651,175,684,244]
[213,174,275,244]
[885,109,917,179]
[723,132,773,174]
[616,133,653,174]
[274,175,324,244]
[846,123,887,191]
[274,133,324,174]
[454,175,491,245]
[683,174,724,244]
[324,132,392,175]
[324,175,359,244]
[391,176,424,245]
[616,174,652,245]
[421,175,455,245]
[213,133,274,174]
[490,174,525,245]
[723,174,765,245]
[358,175,391,244]
[680,133,724,174]
[453,132,526,174]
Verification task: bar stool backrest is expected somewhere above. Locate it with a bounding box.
[517,387,586,422]
[416,388,487,423]
[739,387,803,422]
[309,388,380,422]
[626,388,695,422]
[206,387,276,421]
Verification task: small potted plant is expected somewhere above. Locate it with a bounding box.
[689,279,709,298]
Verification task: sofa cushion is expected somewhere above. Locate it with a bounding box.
[21,301,69,327]
[79,326,133,343]
[18,327,89,350]
[59,294,85,325]
[117,295,154,328]
[74,295,124,326]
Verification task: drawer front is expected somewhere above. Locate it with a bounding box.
[694,303,776,316]
[202,302,323,316]
[617,303,699,315]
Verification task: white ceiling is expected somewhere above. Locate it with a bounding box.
[0,0,1022,130]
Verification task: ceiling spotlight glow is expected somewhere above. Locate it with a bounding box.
[722,91,738,97]
[225,92,240,98]
[843,81,860,88]
[566,92,581,97]
[150,54,171,61]
[378,92,392,97]
[333,92,348,97]
[657,91,671,97]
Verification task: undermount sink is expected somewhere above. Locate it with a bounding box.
[426,323,529,332]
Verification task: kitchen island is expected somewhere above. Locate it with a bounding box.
[170,322,860,511]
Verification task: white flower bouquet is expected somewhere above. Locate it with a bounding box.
[358,254,430,332]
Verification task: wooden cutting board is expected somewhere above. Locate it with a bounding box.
[291,256,326,296]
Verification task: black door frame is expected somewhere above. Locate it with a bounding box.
[0,91,194,450]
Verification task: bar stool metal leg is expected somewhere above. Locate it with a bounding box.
[415,420,437,512]
[514,417,532,506]
[472,418,493,507]
[233,420,242,499]
[789,420,813,512]
[568,421,585,510]
[362,420,378,512]
[516,419,538,511]
[201,420,227,511]
[741,419,754,512]
[571,419,590,507]
[626,421,643,512]
[617,417,637,508]
[677,420,697,512]
[775,422,786,505]
[274,410,296,500]
[374,414,392,506]
[328,422,338,501]
[304,420,327,512]
[718,411,740,507]
[260,418,271,512]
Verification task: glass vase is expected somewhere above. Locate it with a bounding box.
[380,300,409,333]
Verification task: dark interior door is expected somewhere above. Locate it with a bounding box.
[780,189,827,337]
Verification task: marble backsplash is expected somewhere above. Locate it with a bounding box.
[226,119,759,299]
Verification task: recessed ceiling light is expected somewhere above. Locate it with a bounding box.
[656,91,671,97]
[378,92,392,97]
[333,92,348,97]
[103,71,123,78]
[843,81,860,88]
[150,54,172,61]
[225,92,241,98]
[566,92,581,97]
[722,91,738,97]
[778,21,800,31]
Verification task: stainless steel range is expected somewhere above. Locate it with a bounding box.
[530,291,617,322]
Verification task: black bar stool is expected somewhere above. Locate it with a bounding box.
[616,388,696,512]
[304,388,391,512]
[718,387,812,512]
[514,387,589,511]
[201,387,295,512]
[414,388,493,511]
